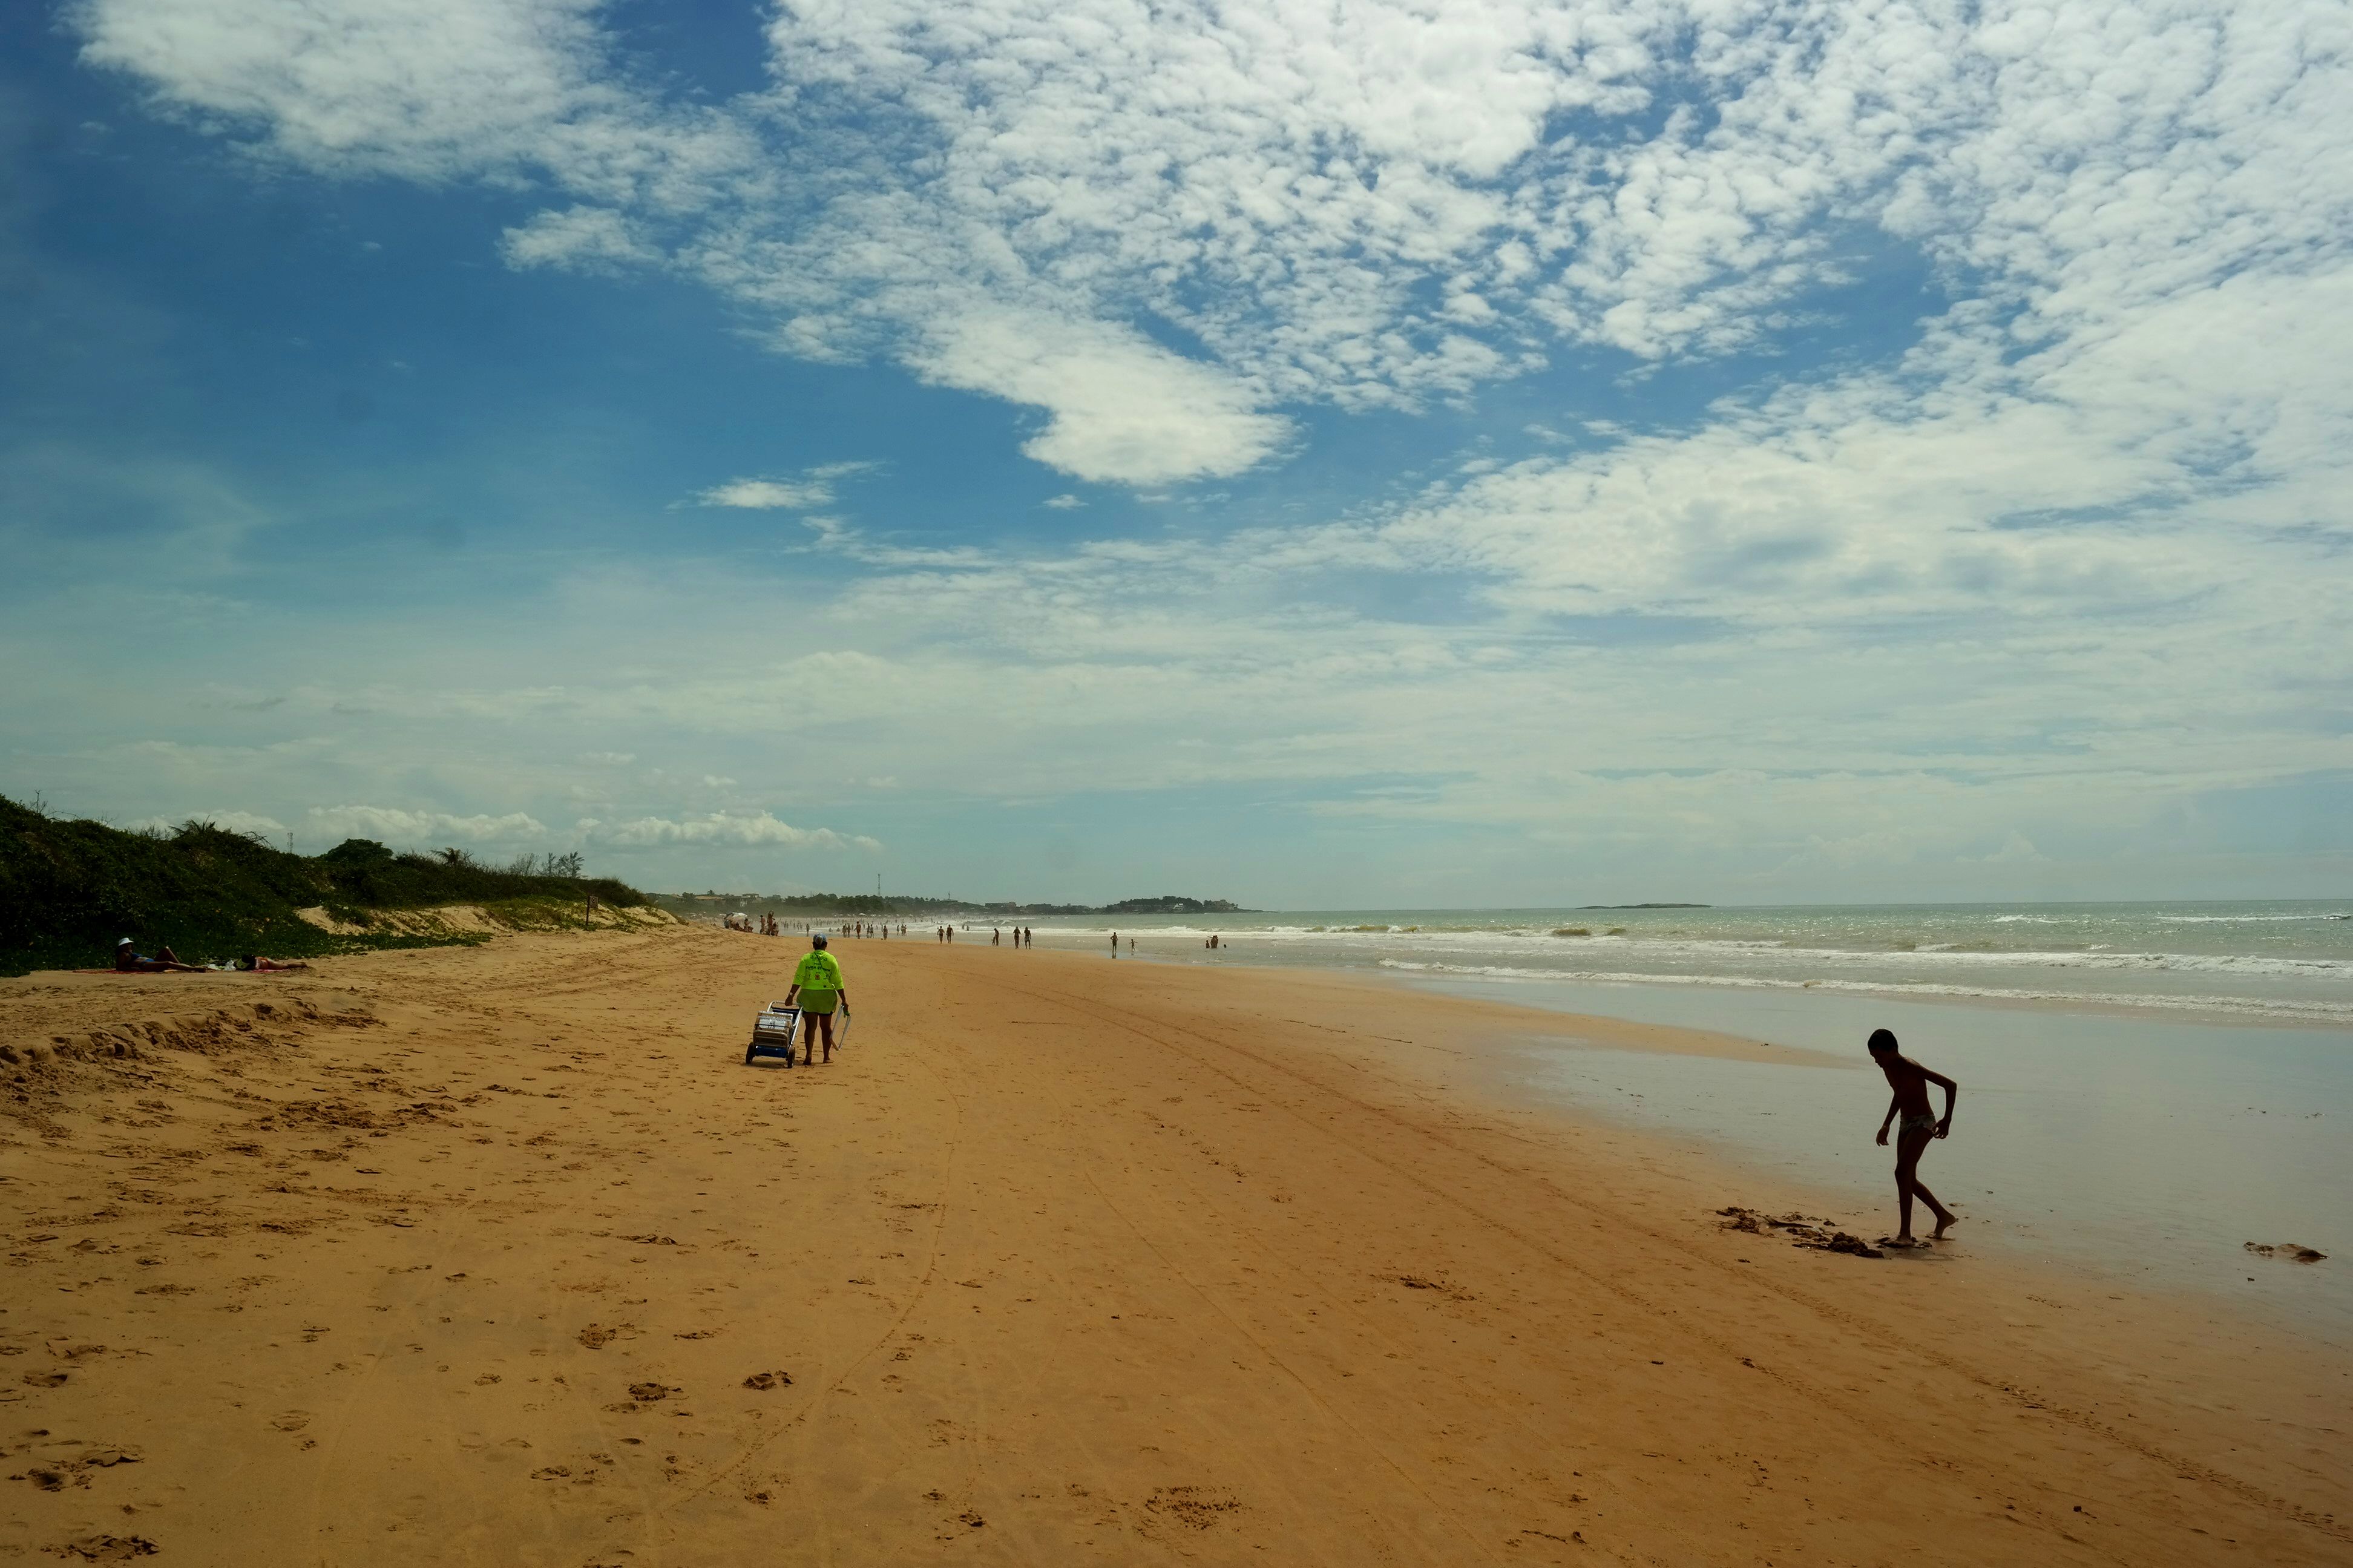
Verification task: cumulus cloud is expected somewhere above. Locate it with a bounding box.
[577,811,879,851]
[75,0,2353,490]
[307,804,549,842]
[51,0,2353,890]
[909,310,1291,484]
[68,0,758,199]
[500,204,657,271]
[48,0,2206,483]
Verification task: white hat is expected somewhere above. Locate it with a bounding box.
[117,937,133,946]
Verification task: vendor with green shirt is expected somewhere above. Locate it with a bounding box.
[783,934,849,1066]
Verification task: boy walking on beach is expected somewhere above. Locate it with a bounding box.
[1869,1028,1958,1245]
[784,935,849,1066]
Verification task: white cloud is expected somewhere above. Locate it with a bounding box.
[47,0,2353,895]
[691,462,878,510]
[695,477,830,510]
[307,804,548,842]
[73,0,2353,491]
[578,811,879,852]
[500,204,656,271]
[1043,494,1083,510]
[908,310,1290,483]
[69,0,758,200]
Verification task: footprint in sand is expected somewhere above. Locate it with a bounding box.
[52,1535,157,1561]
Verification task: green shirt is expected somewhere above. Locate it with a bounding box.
[792,951,845,1011]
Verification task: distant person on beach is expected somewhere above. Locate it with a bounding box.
[1109,931,1118,957]
[783,934,848,1066]
[115,939,202,973]
[1869,1028,1959,1245]
[234,955,312,972]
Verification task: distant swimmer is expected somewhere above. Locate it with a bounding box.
[1109,931,1118,958]
[784,934,849,1066]
[1869,1028,1958,1245]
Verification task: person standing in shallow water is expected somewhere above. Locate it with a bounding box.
[1869,1028,1958,1245]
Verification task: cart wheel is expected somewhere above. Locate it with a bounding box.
[744,1040,757,1066]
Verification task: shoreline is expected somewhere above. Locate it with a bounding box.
[1011,899,2353,1032]
[2,927,2346,1563]
[1394,968,2351,1331]
[1162,943,2353,1031]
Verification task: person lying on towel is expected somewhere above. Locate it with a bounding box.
[115,939,205,973]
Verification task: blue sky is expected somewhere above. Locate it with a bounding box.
[2,0,2348,905]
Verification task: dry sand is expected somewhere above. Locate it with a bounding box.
[2,925,2346,1564]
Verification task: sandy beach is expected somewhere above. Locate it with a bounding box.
[2,925,2346,1565]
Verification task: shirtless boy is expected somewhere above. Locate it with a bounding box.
[1869,1027,1959,1245]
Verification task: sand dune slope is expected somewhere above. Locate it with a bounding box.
[2,928,2345,1564]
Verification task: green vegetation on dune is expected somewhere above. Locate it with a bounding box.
[0,795,648,976]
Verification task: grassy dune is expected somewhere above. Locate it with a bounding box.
[0,795,651,976]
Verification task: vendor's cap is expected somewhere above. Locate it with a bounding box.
[811,934,829,948]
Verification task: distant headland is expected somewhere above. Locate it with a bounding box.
[1578,902,1711,909]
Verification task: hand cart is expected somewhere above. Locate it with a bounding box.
[745,1002,801,1066]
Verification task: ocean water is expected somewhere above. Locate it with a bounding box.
[1024,900,2353,1025]
[1008,902,2351,1325]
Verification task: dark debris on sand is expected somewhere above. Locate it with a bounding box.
[1716,1206,1885,1259]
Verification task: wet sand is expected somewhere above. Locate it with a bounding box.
[2,926,2346,1564]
